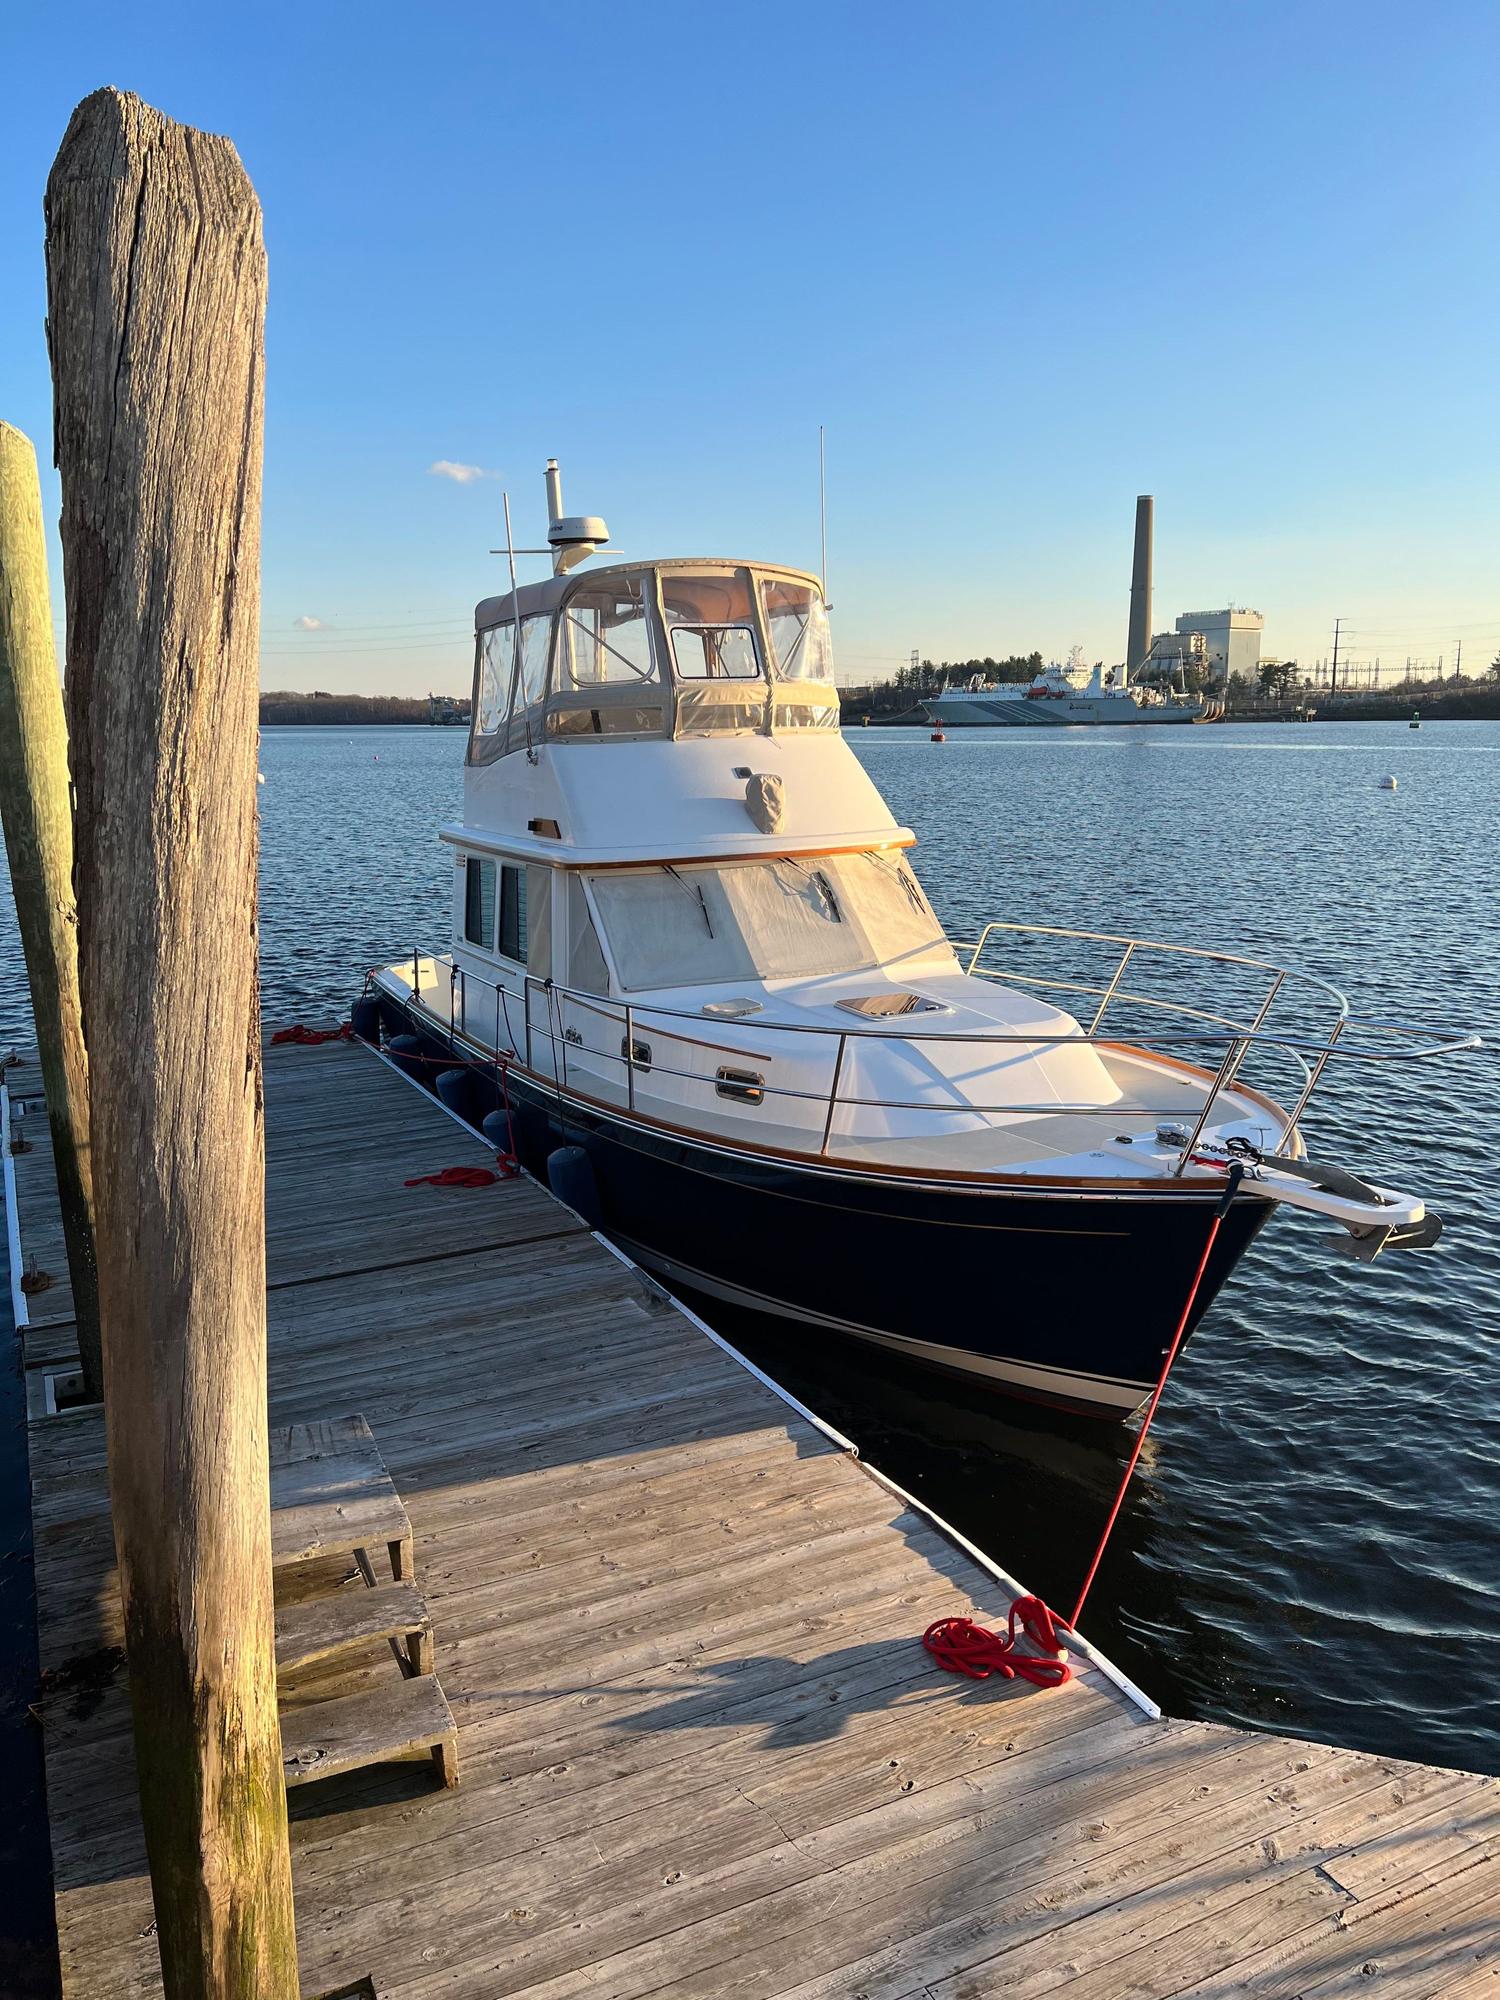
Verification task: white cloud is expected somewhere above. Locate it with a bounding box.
[292,615,328,631]
[428,459,492,484]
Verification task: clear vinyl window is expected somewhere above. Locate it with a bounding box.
[513,614,554,717]
[476,625,515,738]
[760,578,833,681]
[563,575,658,686]
[660,568,762,681]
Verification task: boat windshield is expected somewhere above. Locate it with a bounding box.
[759,577,833,680]
[585,850,951,992]
[659,569,762,680]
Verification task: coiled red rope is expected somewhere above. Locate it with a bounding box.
[923,1596,1073,1688]
[404,1165,501,1189]
[270,1022,353,1045]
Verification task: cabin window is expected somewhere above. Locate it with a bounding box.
[669,626,760,680]
[660,569,762,681]
[673,688,766,737]
[562,576,658,686]
[464,858,496,950]
[832,852,947,964]
[526,866,552,979]
[584,852,951,991]
[498,864,527,963]
[566,877,610,995]
[589,869,755,990]
[772,698,841,731]
[477,624,515,731]
[548,704,667,738]
[760,579,833,682]
[511,615,554,725]
[471,623,517,766]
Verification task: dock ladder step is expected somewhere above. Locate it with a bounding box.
[275,1578,433,1677]
[281,1671,458,1789]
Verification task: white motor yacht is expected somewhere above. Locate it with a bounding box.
[364,465,1475,1418]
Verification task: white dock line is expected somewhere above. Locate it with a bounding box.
[356,1033,1163,1722]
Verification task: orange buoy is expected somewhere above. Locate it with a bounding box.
[931,730,945,743]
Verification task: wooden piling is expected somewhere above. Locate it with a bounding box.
[0,420,102,1398]
[45,89,298,1999]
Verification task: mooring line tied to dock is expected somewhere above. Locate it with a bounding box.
[269,1022,353,1045]
[923,1596,1074,1687]
[923,1162,1247,1689]
[402,1165,504,1190]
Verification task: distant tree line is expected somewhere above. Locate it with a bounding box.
[841,654,1048,718]
[900,654,1047,692]
[259,690,463,725]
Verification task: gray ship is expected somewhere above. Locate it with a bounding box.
[925,662,1216,727]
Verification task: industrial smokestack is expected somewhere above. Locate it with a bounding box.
[1127,494,1153,676]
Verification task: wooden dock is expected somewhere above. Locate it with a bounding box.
[5,1035,1497,1999]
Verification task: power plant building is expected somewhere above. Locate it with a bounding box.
[1154,608,1263,683]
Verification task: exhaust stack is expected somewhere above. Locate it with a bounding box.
[1126,494,1153,680]
[543,457,609,575]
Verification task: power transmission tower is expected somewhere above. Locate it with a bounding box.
[1330,617,1342,696]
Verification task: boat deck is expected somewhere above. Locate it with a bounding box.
[390,956,1286,1178]
[4,1035,1496,1999]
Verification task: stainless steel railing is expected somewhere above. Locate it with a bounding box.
[395,922,1478,1176]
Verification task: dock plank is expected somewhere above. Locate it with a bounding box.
[8,1034,1495,2000]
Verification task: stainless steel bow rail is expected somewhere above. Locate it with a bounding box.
[396,921,1479,1173]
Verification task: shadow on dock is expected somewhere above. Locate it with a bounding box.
[8,1038,1498,1999]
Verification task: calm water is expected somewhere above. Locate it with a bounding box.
[2,722,1497,1978]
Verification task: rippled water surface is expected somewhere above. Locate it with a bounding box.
[3,721,1498,1808]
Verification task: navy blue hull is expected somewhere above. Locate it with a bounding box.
[372,1003,1271,1418]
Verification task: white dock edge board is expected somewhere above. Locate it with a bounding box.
[2,1068,31,1334]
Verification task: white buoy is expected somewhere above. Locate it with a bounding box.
[1379,775,1398,790]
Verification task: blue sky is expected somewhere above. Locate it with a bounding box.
[2,1,1497,692]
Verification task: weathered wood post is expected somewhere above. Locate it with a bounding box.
[45,90,298,1998]
[0,420,103,1399]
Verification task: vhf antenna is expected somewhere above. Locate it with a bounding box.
[818,425,828,599]
[501,490,539,764]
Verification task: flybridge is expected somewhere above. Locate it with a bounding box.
[467,463,840,761]
[468,558,841,759]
